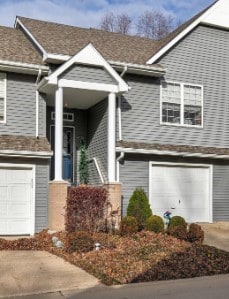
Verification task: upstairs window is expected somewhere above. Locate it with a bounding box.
[0,73,6,123]
[161,81,203,127]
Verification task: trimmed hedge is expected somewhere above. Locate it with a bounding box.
[146,215,164,233]
[127,188,152,230]
[119,216,138,236]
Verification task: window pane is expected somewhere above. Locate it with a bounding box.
[184,85,202,106]
[162,102,181,124]
[162,82,181,104]
[184,105,202,125]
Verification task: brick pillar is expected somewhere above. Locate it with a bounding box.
[48,181,68,231]
[104,183,122,230]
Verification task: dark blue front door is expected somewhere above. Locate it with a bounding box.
[51,126,74,182]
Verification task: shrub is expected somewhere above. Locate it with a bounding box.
[65,231,94,253]
[168,225,187,240]
[169,216,186,230]
[65,186,108,233]
[127,188,152,230]
[146,215,164,233]
[78,140,89,184]
[187,223,204,243]
[119,216,138,236]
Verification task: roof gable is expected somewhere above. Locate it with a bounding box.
[48,43,129,92]
[147,0,229,64]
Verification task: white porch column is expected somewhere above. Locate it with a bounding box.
[108,92,116,182]
[54,87,63,181]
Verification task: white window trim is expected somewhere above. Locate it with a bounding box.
[0,73,7,124]
[51,111,74,122]
[148,161,213,223]
[160,80,204,128]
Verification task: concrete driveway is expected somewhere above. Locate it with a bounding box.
[0,251,100,298]
[201,222,229,252]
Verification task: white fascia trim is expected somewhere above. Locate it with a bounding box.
[0,150,53,159]
[0,59,49,75]
[58,79,119,93]
[43,53,71,63]
[146,1,221,64]
[109,60,166,77]
[116,146,229,160]
[16,17,47,59]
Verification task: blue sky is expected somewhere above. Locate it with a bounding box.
[0,0,215,29]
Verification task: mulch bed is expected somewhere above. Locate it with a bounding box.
[0,230,228,285]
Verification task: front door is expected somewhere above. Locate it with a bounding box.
[50,126,74,182]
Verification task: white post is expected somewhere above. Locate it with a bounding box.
[108,92,116,182]
[54,87,63,181]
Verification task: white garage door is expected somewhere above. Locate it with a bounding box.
[149,163,211,223]
[0,167,33,235]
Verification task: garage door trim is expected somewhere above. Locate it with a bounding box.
[0,163,36,235]
[149,161,213,223]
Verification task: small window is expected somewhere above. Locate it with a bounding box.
[51,112,74,122]
[161,81,203,127]
[0,73,6,123]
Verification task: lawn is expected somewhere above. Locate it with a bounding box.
[0,230,229,285]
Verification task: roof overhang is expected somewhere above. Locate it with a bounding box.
[0,59,49,75]
[0,150,52,159]
[147,0,226,64]
[116,146,229,160]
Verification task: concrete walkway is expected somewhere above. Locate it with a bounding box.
[201,222,229,252]
[0,251,100,298]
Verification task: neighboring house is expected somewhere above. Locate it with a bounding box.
[0,0,229,235]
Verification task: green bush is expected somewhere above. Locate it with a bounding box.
[65,231,94,253]
[146,215,164,233]
[168,225,187,240]
[119,216,138,236]
[187,223,204,243]
[169,216,186,230]
[127,188,152,230]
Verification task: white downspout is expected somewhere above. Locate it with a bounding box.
[35,69,42,138]
[116,65,127,181]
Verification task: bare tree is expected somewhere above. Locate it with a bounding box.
[100,12,116,32]
[136,10,174,40]
[100,12,132,35]
[116,13,132,35]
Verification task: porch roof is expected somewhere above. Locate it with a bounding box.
[116,140,229,160]
[0,135,52,157]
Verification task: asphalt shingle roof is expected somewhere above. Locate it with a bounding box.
[0,135,52,153]
[0,26,43,65]
[18,16,162,65]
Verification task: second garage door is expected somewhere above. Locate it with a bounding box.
[149,163,211,223]
[0,167,34,235]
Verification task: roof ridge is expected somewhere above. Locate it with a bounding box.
[17,15,160,44]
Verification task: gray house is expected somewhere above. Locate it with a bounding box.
[0,0,229,235]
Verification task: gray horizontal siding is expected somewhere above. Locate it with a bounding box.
[38,93,47,137]
[119,155,149,215]
[0,156,50,232]
[87,99,108,184]
[0,73,37,136]
[121,25,229,148]
[213,164,229,221]
[60,64,115,85]
[120,154,229,221]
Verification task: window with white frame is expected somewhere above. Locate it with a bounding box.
[161,81,203,126]
[0,73,6,122]
[51,112,74,122]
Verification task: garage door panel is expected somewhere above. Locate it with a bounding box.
[0,167,33,235]
[150,164,210,223]
[0,187,7,201]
